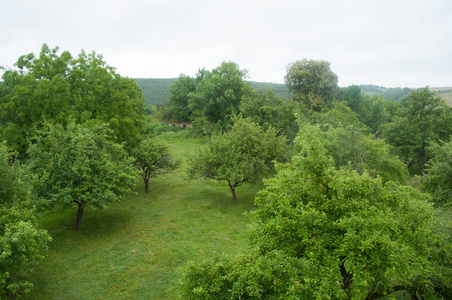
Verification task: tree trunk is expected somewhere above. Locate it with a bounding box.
[228,183,238,203]
[340,259,352,299]
[144,177,149,194]
[75,202,84,231]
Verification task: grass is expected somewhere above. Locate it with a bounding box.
[22,134,261,299]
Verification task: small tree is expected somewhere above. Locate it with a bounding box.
[188,117,287,203]
[133,138,178,194]
[28,121,138,230]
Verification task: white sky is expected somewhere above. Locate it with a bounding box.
[1,0,451,87]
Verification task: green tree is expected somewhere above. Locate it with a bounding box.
[285,59,338,111]
[312,104,407,183]
[384,87,452,175]
[0,44,146,156]
[239,87,297,138]
[165,74,196,123]
[188,62,250,129]
[423,139,452,207]
[188,117,287,203]
[28,121,138,230]
[133,138,178,194]
[0,143,51,297]
[180,124,451,299]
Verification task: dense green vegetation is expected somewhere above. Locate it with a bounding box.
[1,45,452,299]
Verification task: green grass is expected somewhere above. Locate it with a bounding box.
[22,135,260,299]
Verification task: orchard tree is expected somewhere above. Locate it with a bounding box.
[133,138,178,194]
[0,44,146,156]
[384,87,452,175]
[28,120,138,230]
[0,143,51,297]
[180,124,451,299]
[285,59,338,111]
[188,117,287,203]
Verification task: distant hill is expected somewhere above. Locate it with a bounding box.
[135,78,177,106]
[134,78,291,106]
[357,84,452,104]
[135,79,452,107]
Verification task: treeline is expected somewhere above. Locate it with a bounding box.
[1,45,452,299]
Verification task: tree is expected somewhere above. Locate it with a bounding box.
[188,62,251,130]
[0,143,51,297]
[285,59,338,111]
[188,117,287,203]
[0,44,146,156]
[239,87,297,139]
[180,124,451,299]
[165,74,197,123]
[384,87,452,175]
[312,104,408,183]
[133,138,178,194]
[28,121,138,230]
[423,139,452,207]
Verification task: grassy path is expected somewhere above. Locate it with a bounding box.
[23,136,260,299]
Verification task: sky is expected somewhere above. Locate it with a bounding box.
[1,0,451,87]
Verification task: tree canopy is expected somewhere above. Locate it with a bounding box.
[188,117,288,202]
[383,87,452,175]
[0,44,146,156]
[28,120,138,230]
[285,59,338,111]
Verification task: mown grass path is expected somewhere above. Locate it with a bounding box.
[23,136,260,299]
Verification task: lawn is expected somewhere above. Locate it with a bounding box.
[22,135,261,299]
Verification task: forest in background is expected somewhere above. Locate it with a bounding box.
[135,78,452,106]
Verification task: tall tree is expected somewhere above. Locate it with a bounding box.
[285,59,338,111]
[384,87,452,175]
[188,117,287,203]
[28,121,138,230]
[188,62,251,129]
[0,44,146,156]
[0,143,51,297]
[165,74,197,123]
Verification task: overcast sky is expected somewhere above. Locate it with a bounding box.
[1,0,451,87]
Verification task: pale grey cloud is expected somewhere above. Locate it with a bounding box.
[1,0,451,87]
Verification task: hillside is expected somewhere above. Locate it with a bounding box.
[134,78,290,106]
[135,79,452,106]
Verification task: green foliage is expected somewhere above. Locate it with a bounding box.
[0,44,146,156]
[285,59,338,111]
[28,120,138,230]
[188,117,288,202]
[384,87,452,175]
[0,143,51,297]
[423,140,452,207]
[165,75,197,122]
[133,138,178,193]
[180,124,450,299]
[239,88,297,139]
[189,62,251,130]
[312,104,408,183]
